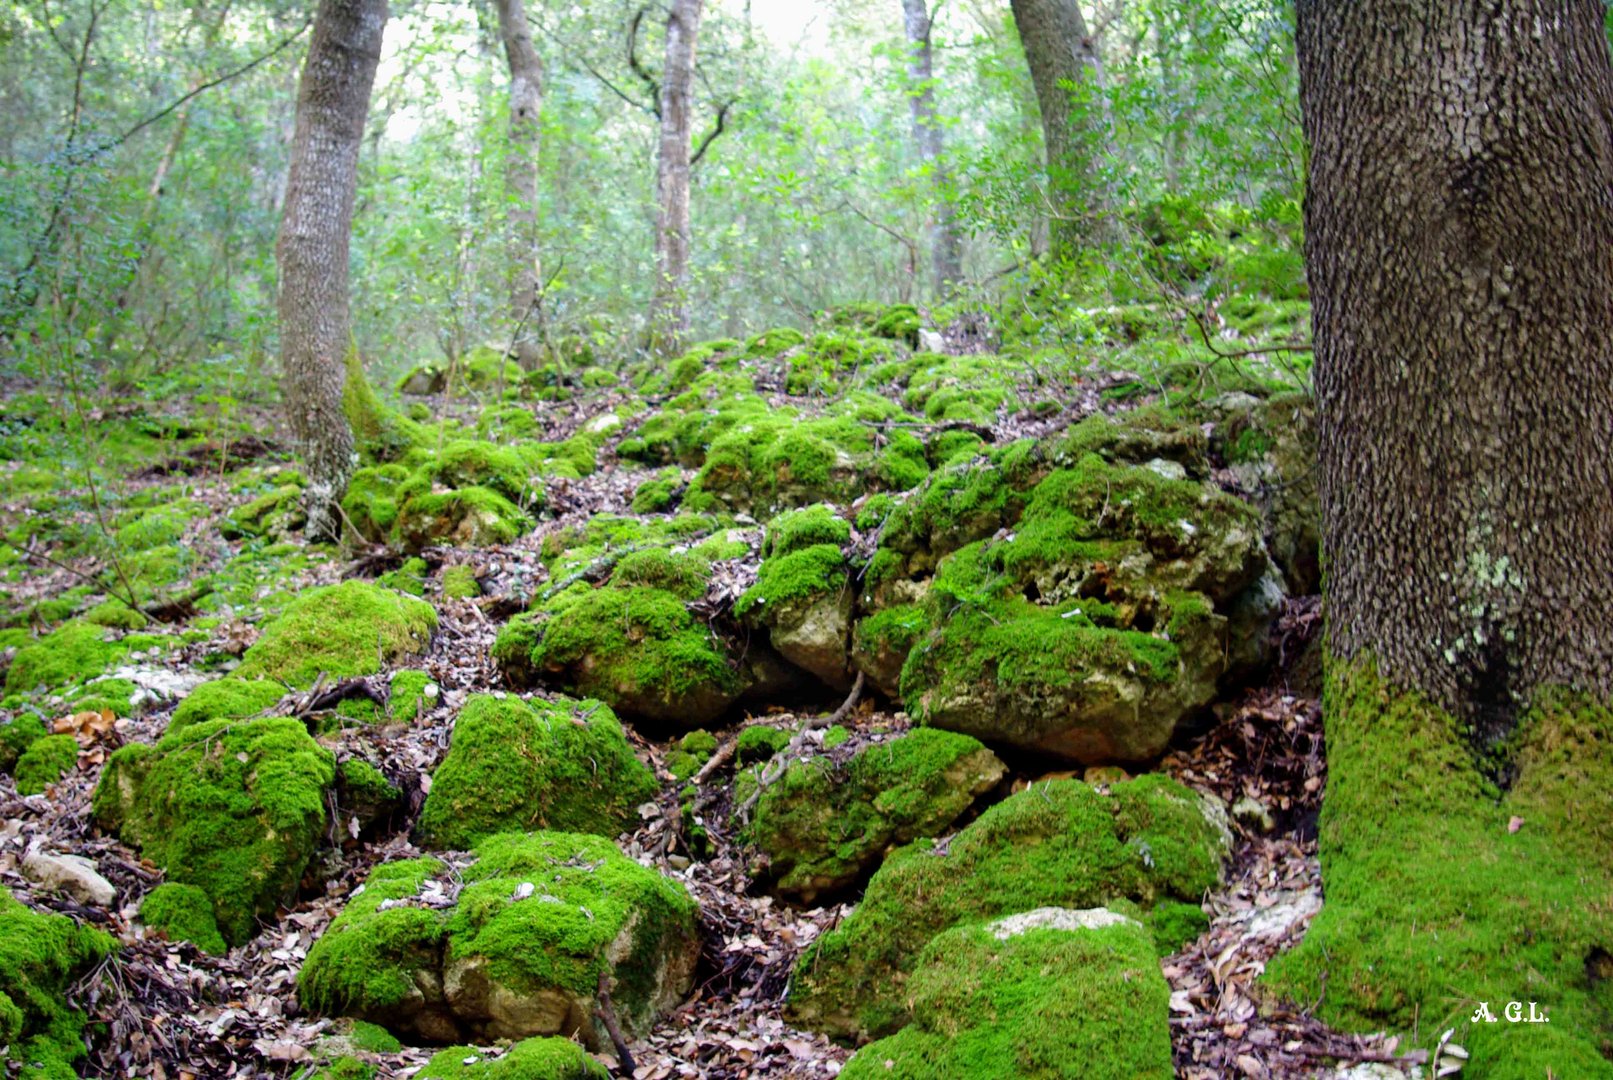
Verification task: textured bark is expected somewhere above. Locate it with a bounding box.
[494,0,543,366]
[900,0,963,297]
[277,0,386,541]
[1298,0,1613,734]
[1009,0,1105,259]
[648,0,703,356]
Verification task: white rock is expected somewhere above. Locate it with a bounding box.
[986,906,1139,940]
[918,328,946,353]
[22,851,116,907]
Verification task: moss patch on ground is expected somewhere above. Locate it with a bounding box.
[1261,662,1613,1076]
[169,678,284,734]
[13,734,78,795]
[4,621,126,696]
[747,729,1004,903]
[140,882,228,955]
[416,1037,607,1080]
[416,695,657,850]
[93,716,335,946]
[0,887,116,1080]
[237,581,437,688]
[787,775,1227,1040]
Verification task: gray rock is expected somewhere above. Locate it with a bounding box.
[22,850,116,907]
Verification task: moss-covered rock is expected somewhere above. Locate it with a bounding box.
[1205,391,1320,595]
[1262,662,1613,1075]
[337,759,403,834]
[394,487,532,552]
[299,833,699,1048]
[169,677,284,734]
[735,724,790,765]
[736,507,855,686]
[747,729,1004,903]
[0,887,116,1079]
[4,621,125,696]
[441,565,482,599]
[92,716,335,946]
[0,715,46,774]
[13,734,78,795]
[237,581,436,688]
[140,882,227,954]
[222,484,307,541]
[389,669,435,723]
[786,775,1227,1040]
[839,909,1172,1080]
[416,695,657,850]
[416,1037,607,1080]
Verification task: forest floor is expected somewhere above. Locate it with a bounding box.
[0,346,1417,1079]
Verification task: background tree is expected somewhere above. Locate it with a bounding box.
[277,0,387,541]
[647,0,705,355]
[899,0,962,296]
[493,0,544,366]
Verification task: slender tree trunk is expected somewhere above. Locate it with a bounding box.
[1300,0,1613,723]
[901,0,963,297]
[493,0,543,367]
[648,0,703,356]
[277,0,387,541]
[1009,0,1106,259]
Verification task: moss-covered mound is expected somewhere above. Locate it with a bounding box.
[416,1037,607,1080]
[140,882,228,955]
[237,581,437,688]
[1262,663,1613,1076]
[735,505,856,687]
[4,621,127,696]
[13,734,78,795]
[93,716,336,946]
[299,833,699,1049]
[839,909,1173,1080]
[746,729,1004,903]
[416,694,657,850]
[168,677,284,734]
[0,715,47,774]
[0,887,116,1080]
[786,775,1227,1040]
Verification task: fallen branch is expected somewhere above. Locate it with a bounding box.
[733,672,864,824]
[595,971,637,1075]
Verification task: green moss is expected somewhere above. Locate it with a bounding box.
[735,545,847,619]
[735,725,790,765]
[1262,661,1613,1075]
[342,464,410,543]
[0,887,116,1079]
[764,505,850,557]
[389,669,434,722]
[377,557,430,596]
[0,716,47,774]
[629,469,683,514]
[170,678,284,735]
[787,775,1226,1040]
[4,621,124,696]
[839,917,1172,1080]
[745,327,807,357]
[347,1019,403,1053]
[446,831,698,1040]
[417,695,657,850]
[13,735,78,795]
[1145,900,1208,954]
[338,759,401,829]
[317,1057,376,1080]
[298,857,450,1021]
[238,581,436,688]
[417,1037,607,1079]
[747,729,1003,902]
[140,883,227,955]
[821,724,850,750]
[222,485,306,541]
[394,486,532,552]
[93,716,335,945]
[84,599,148,630]
[441,565,482,600]
[611,548,710,601]
[679,729,717,756]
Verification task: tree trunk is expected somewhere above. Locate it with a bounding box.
[1009,0,1105,259]
[1266,3,1613,1065]
[1300,0,1613,726]
[277,0,387,541]
[648,0,703,357]
[493,0,543,367]
[900,0,963,297]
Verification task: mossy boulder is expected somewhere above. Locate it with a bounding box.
[4,621,125,696]
[13,734,78,795]
[747,729,1004,903]
[417,1037,607,1080]
[92,716,335,946]
[786,775,1227,1040]
[735,724,790,765]
[139,882,227,955]
[222,484,307,541]
[299,832,699,1048]
[0,715,46,773]
[399,364,447,395]
[416,695,657,850]
[169,677,284,734]
[839,909,1172,1080]
[394,487,532,552]
[336,759,403,834]
[735,506,855,686]
[1205,391,1320,595]
[0,887,116,1080]
[1262,663,1613,1075]
[237,581,436,688]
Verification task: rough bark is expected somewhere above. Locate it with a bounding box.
[1009,0,1105,259]
[493,0,543,367]
[900,0,963,297]
[648,0,703,356]
[1297,0,1613,735]
[277,0,387,542]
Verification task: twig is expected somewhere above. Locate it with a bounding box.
[734,672,864,823]
[595,970,637,1075]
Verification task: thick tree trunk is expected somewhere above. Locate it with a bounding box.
[277,0,386,542]
[493,0,543,367]
[900,0,963,297]
[1009,0,1105,259]
[1299,0,1613,728]
[648,0,703,357]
